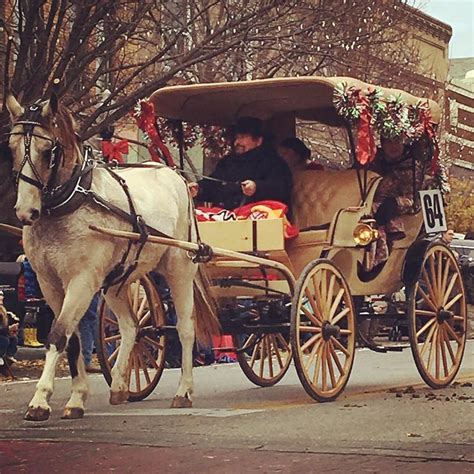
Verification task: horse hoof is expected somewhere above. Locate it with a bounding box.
[24,406,51,422]
[61,407,85,420]
[170,395,192,408]
[109,390,129,405]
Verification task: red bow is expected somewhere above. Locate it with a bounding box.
[134,100,175,166]
[102,139,129,163]
[356,96,376,165]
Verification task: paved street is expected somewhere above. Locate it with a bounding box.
[1,341,473,473]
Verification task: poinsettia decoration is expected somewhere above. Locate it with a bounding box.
[333,82,444,188]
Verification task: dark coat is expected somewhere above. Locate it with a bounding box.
[197,145,292,210]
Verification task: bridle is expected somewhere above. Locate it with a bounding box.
[8,103,64,195]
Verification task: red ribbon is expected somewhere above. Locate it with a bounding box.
[102,139,129,163]
[418,104,439,174]
[356,97,376,165]
[134,100,175,166]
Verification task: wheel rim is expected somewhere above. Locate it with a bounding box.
[409,244,467,387]
[236,332,292,387]
[292,260,356,401]
[98,276,167,400]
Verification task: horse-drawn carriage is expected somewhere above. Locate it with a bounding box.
[4,76,467,421]
[95,76,467,403]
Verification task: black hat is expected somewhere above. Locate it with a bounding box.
[235,117,264,138]
[279,137,311,161]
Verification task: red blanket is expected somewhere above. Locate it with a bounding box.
[196,200,299,239]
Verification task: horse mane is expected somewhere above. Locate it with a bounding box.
[50,104,79,152]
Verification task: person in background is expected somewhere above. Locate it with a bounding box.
[440,229,455,246]
[278,137,324,171]
[80,293,101,373]
[0,290,19,367]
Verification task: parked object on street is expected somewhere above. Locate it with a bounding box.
[451,239,474,304]
[4,77,467,419]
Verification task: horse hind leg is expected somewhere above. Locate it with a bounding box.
[61,332,88,419]
[103,290,136,405]
[164,258,196,408]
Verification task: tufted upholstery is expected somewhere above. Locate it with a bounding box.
[291,169,380,230]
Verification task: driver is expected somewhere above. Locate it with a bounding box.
[188,117,292,210]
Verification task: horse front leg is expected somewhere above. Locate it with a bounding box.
[103,290,137,405]
[166,265,196,408]
[24,283,95,422]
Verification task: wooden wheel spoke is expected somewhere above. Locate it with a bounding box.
[136,296,148,319]
[443,321,462,345]
[444,293,463,311]
[132,353,141,392]
[416,317,436,339]
[104,334,121,343]
[415,309,437,317]
[331,307,350,326]
[271,335,284,369]
[300,326,322,333]
[325,344,337,388]
[417,285,437,312]
[326,274,336,315]
[419,323,437,358]
[249,340,260,369]
[300,333,322,353]
[139,341,160,370]
[426,326,438,373]
[441,326,456,364]
[304,338,322,371]
[339,329,352,335]
[330,336,350,357]
[107,345,120,366]
[312,342,323,386]
[321,343,328,391]
[138,311,152,328]
[258,340,265,378]
[435,328,441,380]
[438,326,449,378]
[442,274,459,307]
[440,257,451,296]
[428,254,439,300]
[143,335,164,351]
[137,351,152,384]
[422,267,438,307]
[104,317,119,327]
[328,288,345,320]
[312,276,326,318]
[276,333,290,352]
[328,341,345,376]
[453,315,465,321]
[301,304,323,327]
[266,337,274,378]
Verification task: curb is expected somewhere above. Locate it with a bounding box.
[16,346,46,361]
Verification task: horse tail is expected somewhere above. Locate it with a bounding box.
[193,264,220,345]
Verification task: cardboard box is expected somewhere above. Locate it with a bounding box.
[197,218,284,252]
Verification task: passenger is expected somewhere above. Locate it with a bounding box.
[368,135,426,267]
[189,117,292,210]
[0,290,19,368]
[278,137,323,171]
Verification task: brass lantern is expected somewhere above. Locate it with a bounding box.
[353,220,379,246]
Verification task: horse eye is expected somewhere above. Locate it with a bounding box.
[43,149,53,159]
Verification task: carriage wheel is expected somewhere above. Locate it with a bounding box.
[235,331,292,387]
[407,243,467,388]
[97,275,167,401]
[291,259,356,402]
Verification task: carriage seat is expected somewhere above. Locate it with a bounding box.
[291,169,381,231]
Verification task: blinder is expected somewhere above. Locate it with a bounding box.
[8,102,64,194]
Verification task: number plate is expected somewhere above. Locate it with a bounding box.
[419,190,447,234]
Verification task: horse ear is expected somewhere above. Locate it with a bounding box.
[5,94,25,122]
[42,93,59,118]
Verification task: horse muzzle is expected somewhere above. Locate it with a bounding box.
[15,207,41,225]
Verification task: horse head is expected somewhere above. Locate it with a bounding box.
[6,94,79,225]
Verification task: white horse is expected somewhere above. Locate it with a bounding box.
[6,94,219,421]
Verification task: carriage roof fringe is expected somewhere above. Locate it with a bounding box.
[150,76,441,127]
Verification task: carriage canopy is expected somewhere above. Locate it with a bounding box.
[150,76,441,126]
